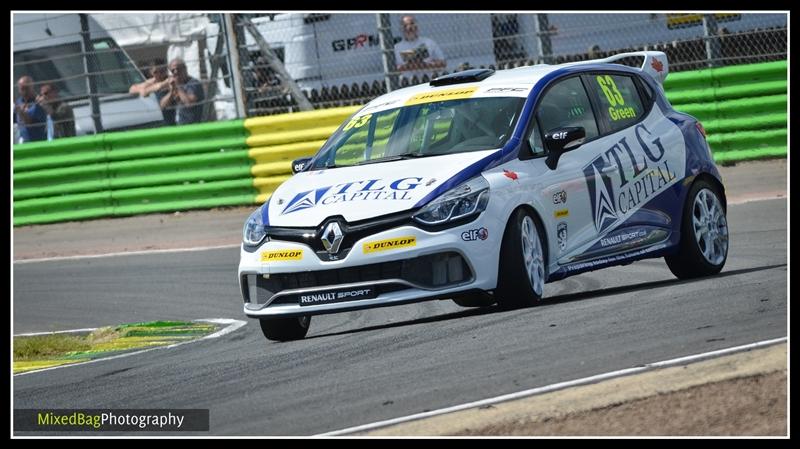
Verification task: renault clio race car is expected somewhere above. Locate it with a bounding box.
[239,51,729,341]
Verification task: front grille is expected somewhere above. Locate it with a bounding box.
[241,251,472,307]
[262,211,415,261]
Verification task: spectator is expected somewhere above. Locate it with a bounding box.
[165,58,205,125]
[14,75,47,143]
[253,57,286,98]
[37,83,75,139]
[394,14,446,83]
[129,58,175,125]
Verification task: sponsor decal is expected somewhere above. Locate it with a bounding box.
[485,87,527,93]
[363,236,417,254]
[651,58,664,73]
[360,99,399,113]
[553,190,567,205]
[405,86,478,106]
[280,177,425,215]
[260,249,303,262]
[583,123,678,233]
[461,227,489,242]
[298,286,378,306]
[332,34,401,52]
[503,169,519,181]
[554,209,569,219]
[600,228,647,248]
[565,243,667,272]
[557,222,568,252]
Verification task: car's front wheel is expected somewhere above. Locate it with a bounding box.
[495,208,546,308]
[259,316,311,341]
[665,179,729,279]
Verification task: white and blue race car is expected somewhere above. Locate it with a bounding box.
[239,51,729,341]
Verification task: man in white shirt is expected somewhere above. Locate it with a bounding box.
[393,15,446,83]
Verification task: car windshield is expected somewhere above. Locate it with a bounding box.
[311,96,526,169]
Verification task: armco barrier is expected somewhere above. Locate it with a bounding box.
[664,60,787,161]
[14,120,252,226]
[13,61,785,226]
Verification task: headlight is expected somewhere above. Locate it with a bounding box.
[243,206,268,246]
[412,176,490,226]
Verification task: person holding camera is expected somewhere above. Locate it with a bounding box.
[164,58,205,125]
[14,75,48,143]
[393,15,446,83]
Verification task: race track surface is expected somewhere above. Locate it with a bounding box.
[13,188,787,436]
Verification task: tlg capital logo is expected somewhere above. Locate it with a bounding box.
[583,124,677,232]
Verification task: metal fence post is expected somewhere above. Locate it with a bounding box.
[79,13,103,133]
[239,15,314,112]
[376,13,398,93]
[703,14,722,68]
[535,13,553,65]
[222,14,247,119]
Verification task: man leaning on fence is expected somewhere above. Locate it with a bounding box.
[14,75,48,143]
[165,58,206,125]
[394,14,446,83]
[130,58,176,126]
[38,83,76,140]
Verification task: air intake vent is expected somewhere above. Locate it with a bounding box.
[430,69,495,87]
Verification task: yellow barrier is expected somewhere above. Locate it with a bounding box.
[245,106,363,204]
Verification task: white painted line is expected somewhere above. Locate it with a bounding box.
[13,243,240,264]
[13,319,248,377]
[15,328,97,337]
[318,337,788,436]
[728,193,786,205]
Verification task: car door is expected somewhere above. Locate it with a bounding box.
[522,75,607,265]
[573,71,687,262]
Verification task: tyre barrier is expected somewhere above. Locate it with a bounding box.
[13,61,785,226]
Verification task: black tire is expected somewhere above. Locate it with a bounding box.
[665,179,729,279]
[259,316,311,341]
[451,292,496,308]
[495,208,547,309]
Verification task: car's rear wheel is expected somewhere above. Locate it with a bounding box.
[665,179,729,279]
[495,209,546,308]
[259,316,311,341]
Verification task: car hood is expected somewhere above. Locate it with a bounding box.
[265,149,498,226]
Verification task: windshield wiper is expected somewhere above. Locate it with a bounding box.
[355,153,438,166]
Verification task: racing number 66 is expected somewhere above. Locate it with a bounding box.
[596,75,625,107]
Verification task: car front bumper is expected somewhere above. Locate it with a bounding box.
[237,216,501,318]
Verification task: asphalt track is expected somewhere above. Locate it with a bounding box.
[13,198,787,435]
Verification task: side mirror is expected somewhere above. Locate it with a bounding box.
[291,157,312,174]
[544,127,586,170]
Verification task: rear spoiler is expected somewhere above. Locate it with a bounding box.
[565,51,669,85]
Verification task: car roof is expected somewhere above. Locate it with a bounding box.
[358,51,669,115]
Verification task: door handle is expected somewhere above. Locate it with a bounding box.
[601,165,619,174]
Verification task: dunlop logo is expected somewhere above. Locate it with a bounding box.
[405,87,478,106]
[261,250,303,262]
[363,236,417,254]
[554,209,569,219]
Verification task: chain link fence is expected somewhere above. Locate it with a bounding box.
[13,13,239,142]
[232,12,786,116]
[14,12,787,139]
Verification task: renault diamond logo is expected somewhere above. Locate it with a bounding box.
[321,222,344,254]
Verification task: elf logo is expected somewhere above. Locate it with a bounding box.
[461,227,489,242]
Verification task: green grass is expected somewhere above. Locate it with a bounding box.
[13,320,218,374]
